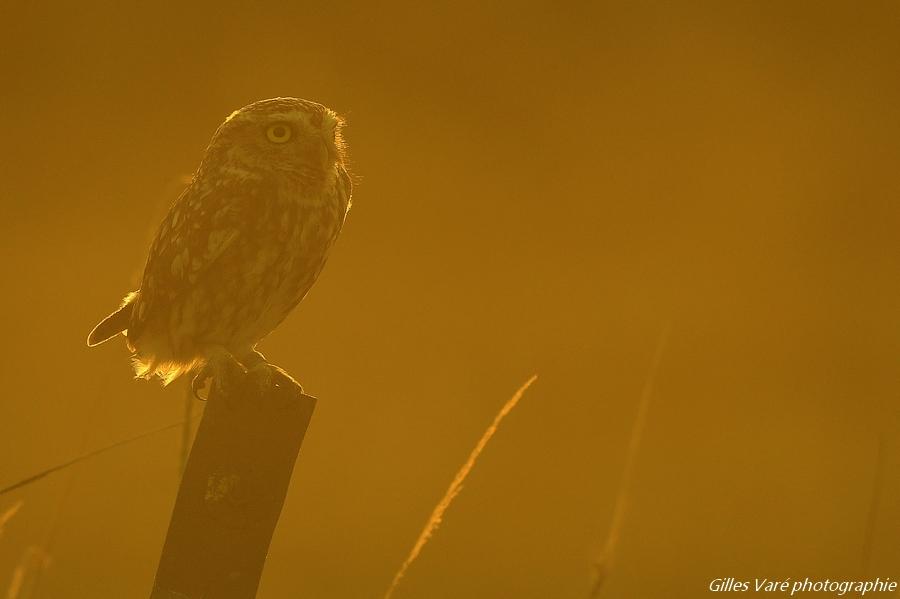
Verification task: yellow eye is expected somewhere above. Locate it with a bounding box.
[266,123,292,143]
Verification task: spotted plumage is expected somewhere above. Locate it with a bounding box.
[88,97,352,384]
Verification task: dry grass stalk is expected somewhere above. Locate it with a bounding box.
[589,325,670,597]
[0,501,23,539]
[6,546,51,599]
[861,435,885,577]
[384,374,538,599]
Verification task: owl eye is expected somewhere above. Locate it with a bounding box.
[266,123,292,143]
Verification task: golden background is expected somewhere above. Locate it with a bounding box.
[0,1,897,597]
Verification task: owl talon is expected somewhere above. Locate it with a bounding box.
[191,367,213,401]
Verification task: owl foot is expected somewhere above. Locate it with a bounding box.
[192,348,300,400]
[242,352,303,397]
[247,361,276,395]
[192,347,241,400]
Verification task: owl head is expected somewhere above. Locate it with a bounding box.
[202,97,347,186]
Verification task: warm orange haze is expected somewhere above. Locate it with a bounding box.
[1,2,898,598]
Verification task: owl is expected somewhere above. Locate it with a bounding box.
[87,97,352,389]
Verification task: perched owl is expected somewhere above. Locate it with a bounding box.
[87,97,352,387]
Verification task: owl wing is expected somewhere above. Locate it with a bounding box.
[127,181,255,344]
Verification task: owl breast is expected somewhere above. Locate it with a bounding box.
[246,194,344,343]
[128,168,350,383]
[202,181,346,351]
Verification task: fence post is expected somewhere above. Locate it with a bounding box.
[151,356,316,599]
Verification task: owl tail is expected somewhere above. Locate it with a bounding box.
[87,291,138,347]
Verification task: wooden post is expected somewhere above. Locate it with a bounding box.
[151,357,316,599]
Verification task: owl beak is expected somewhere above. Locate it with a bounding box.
[298,137,333,175]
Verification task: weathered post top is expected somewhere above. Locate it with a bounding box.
[151,357,316,599]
